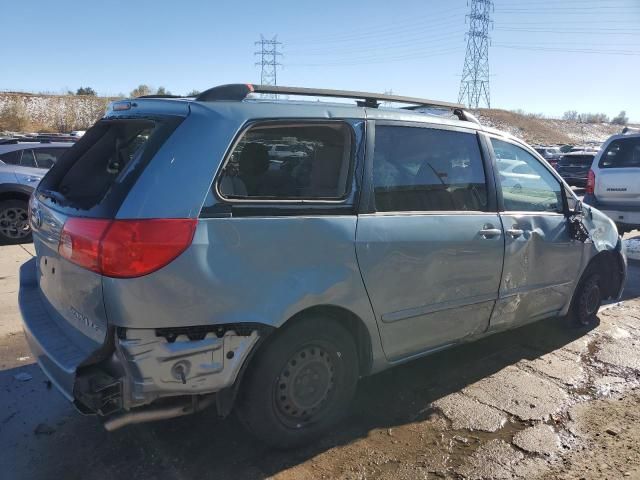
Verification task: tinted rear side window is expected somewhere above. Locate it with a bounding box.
[599,137,640,168]
[0,150,20,165]
[19,149,37,168]
[38,117,182,216]
[218,123,352,200]
[372,126,487,212]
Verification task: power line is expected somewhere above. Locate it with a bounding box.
[287,47,460,67]
[254,35,282,94]
[458,0,493,109]
[494,44,640,56]
[495,27,640,34]
[285,32,465,57]
[286,7,467,44]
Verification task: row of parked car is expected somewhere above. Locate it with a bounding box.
[531,130,640,233]
[534,144,599,186]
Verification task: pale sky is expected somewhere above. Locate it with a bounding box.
[2,0,639,120]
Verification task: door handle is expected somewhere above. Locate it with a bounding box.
[25,176,40,182]
[506,228,524,238]
[479,227,502,238]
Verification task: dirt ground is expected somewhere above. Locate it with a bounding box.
[1,245,640,479]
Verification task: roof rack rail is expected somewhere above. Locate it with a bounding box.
[622,126,640,135]
[194,84,479,124]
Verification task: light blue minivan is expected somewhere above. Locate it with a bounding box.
[20,85,626,448]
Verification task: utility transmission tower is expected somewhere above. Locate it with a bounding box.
[458,0,493,109]
[255,35,282,96]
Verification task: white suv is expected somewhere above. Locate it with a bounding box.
[584,130,640,234]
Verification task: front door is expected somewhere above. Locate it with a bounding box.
[355,124,504,361]
[488,137,583,331]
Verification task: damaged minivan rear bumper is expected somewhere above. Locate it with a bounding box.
[19,257,266,430]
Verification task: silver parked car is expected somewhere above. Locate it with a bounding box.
[584,130,640,234]
[20,85,626,448]
[0,141,71,243]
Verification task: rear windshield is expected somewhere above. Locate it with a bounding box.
[559,155,594,165]
[599,137,640,169]
[38,117,181,216]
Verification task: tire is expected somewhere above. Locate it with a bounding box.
[568,269,603,327]
[0,199,32,245]
[236,317,359,449]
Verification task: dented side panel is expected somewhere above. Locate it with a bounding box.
[489,213,583,331]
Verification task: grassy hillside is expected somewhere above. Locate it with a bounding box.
[475,109,629,145]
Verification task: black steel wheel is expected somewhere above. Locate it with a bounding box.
[274,343,336,427]
[569,270,603,327]
[237,317,358,449]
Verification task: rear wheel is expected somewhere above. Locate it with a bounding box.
[236,317,358,449]
[0,199,31,244]
[568,270,603,327]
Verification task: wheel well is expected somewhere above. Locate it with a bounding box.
[216,306,373,417]
[0,191,31,204]
[586,250,624,300]
[283,305,373,377]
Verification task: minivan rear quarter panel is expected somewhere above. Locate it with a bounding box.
[102,217,385,368]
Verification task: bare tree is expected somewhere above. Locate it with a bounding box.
[563,110,579,121]
[611,111,629,126]
[130,85,152,97]
[76,87,97,96]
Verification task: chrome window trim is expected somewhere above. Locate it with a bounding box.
[358,210,498,217]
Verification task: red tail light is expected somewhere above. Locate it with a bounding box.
[58,218,197,278]
[586,169,595,195]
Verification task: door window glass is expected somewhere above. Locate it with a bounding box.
[492,139,562,212]
[0,150,20,165]
[19,149,37,167]
[34,148,66,169]
[372,126,487,212]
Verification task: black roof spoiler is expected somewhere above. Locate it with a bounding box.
[195,84,480,125]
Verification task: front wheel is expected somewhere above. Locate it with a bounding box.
[0,199,32,244]
[569,271,602,326]
[236,317,359,449]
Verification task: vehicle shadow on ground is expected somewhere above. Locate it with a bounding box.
[19,316,594,480]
